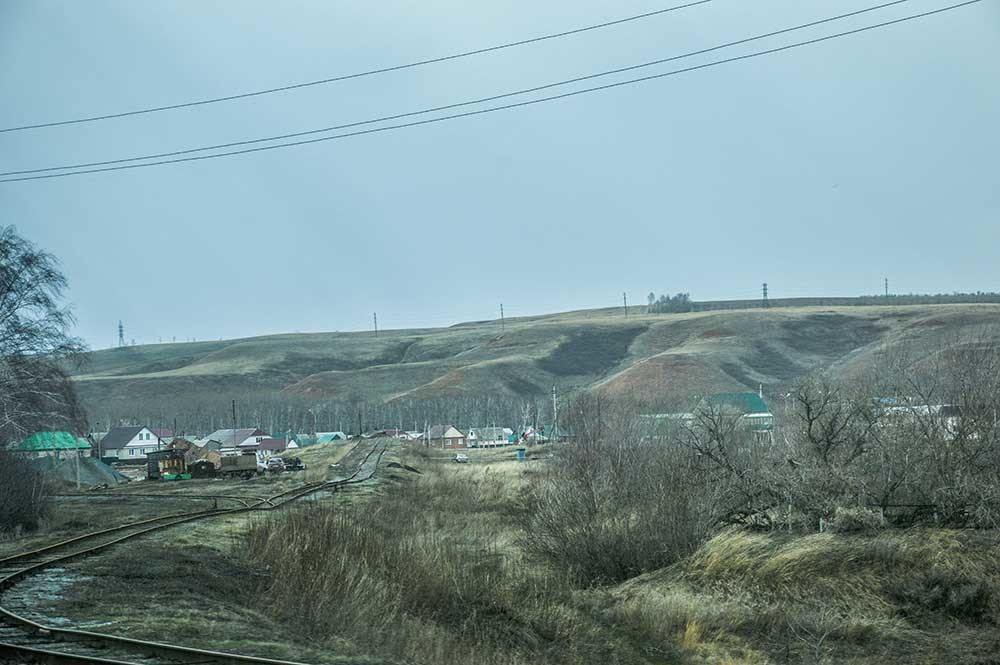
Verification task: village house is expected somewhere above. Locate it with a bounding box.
[14,431,91,459]
[205,428,270,451]
[643,392,775,443]
[99,425,170,462]
[315,431,349,443]
[186,437,223,452]
[877,399,963,439]
[238,436,297,456]
[467,427,514,448]
[699,392,774,443]
[427,425,467,449]
[150,427,174,442]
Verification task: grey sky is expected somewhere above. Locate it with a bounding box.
[2,0,998,349]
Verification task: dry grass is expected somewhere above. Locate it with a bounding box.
[611,528,1000,663]
[10,441,1000,665]
[241,458,660,665]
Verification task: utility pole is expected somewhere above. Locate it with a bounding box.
[552,385,558,440]
[762,283,769,308]
[231,400,237,441]
[623,292,628,318]
[74,438,81,490]
[500,303,505,333]
[373,312,378,338]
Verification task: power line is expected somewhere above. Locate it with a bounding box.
[0,1,712,134]
[0,0,981,184]
[1,0,921,178]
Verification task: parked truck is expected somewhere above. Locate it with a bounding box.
[219,452,261,479]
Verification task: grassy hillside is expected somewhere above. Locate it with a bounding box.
[72,304,1000,412]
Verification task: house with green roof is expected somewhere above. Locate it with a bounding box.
[15,431,92,459]
[702,392,774,441]
[315,432,348,444]
[644,392,775,442]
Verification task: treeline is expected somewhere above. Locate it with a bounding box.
[642,290,1000,314]
[85,391,558,438]
[646,292,694,313]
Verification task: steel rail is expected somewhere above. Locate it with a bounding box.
[0,440,388,665]
[53,492,256,507]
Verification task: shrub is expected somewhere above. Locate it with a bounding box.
[519,397,715,585]
[0,451,49,534]
[828,507,885,534]
[888,568,993,622]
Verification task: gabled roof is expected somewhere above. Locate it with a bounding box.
[100,426,146,451]
[316,431,348,443]
[257,438,289,451]
[206,428,268,447]
[427,425,465,439]
[704,392,770,415]
[16,431,91,452]
[469,427,509,441]
[150,428,174,439]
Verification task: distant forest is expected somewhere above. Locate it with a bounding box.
[87,391,559,441]
[646,291,1000,313]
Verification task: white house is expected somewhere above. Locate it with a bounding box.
[468,427,514,448]
[99,426,168,461]
[205,428,270,451]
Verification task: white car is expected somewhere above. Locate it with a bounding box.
[453,453,469,463]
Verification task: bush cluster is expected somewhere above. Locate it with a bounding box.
[0,452,49,534]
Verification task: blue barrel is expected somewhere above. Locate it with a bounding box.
[516,447,526,462]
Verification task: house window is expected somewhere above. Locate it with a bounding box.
[129,449,136,457]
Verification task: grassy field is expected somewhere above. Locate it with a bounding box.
[9,443,999,664]
[71,304,1000,414]
[245,447,1000,664]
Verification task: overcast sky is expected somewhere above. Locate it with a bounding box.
[2,0,998,349]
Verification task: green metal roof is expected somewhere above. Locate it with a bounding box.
[705,393,770,415]
[16,431,91,452]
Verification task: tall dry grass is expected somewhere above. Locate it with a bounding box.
[612,527,1000,663]
[242,466,655,664]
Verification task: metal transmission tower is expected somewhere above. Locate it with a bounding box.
[118,321,125,347]
[762,283,769,308]
[885,277,889,297]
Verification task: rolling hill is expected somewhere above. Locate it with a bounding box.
[71,304,1000,414]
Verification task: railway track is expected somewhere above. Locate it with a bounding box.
[53,492,260,508]
[0,439,389,665]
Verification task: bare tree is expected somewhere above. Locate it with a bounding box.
[0,226,87,443]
